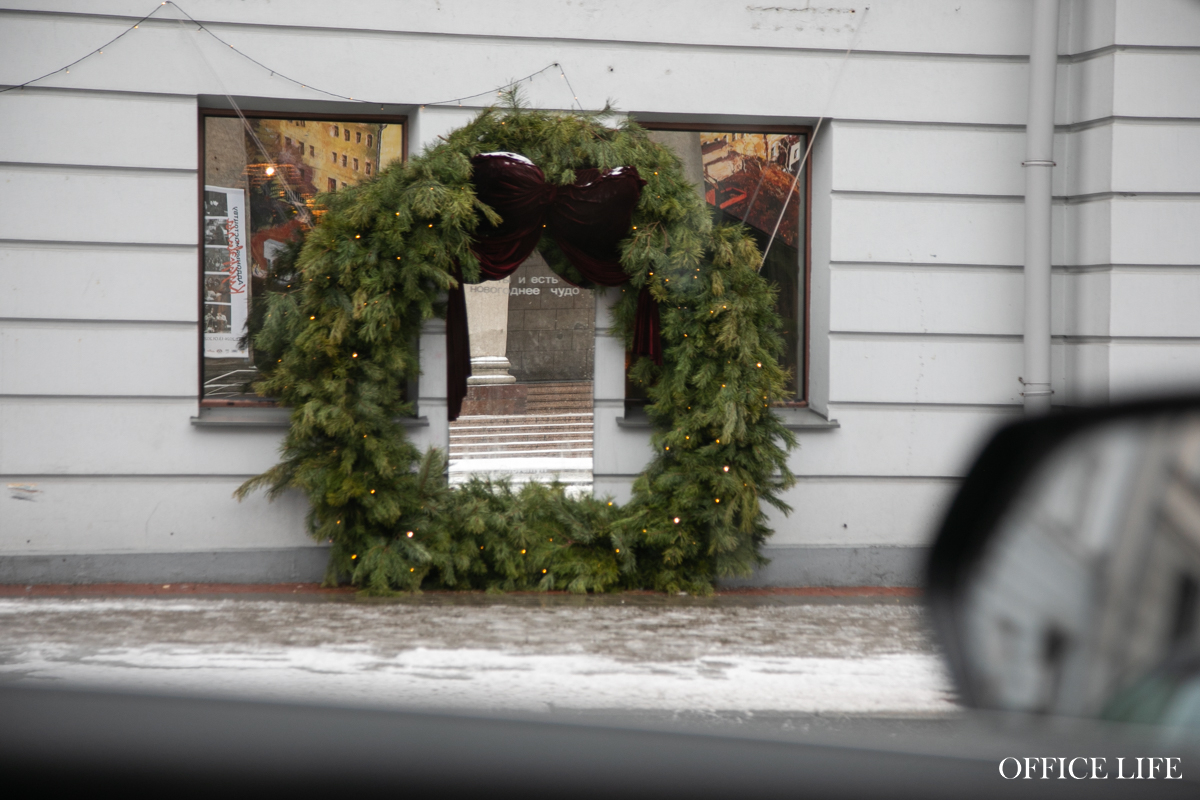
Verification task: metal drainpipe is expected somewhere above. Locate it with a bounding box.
[1022,0,1060,415]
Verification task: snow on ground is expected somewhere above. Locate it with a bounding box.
[0,598,959,716]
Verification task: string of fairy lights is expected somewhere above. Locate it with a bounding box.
[0,1,583,110]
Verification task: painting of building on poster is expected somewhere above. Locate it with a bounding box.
[202,186,249,358]
[699,132,803,248]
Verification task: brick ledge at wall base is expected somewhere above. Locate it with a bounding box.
[236,99,797,595]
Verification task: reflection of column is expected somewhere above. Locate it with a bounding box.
[464,276,515,385]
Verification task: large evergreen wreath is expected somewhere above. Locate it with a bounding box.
[238,101,797,594]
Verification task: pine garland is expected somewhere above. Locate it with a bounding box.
[237,100,796,594]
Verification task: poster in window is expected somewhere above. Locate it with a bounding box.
[202,185,249,357]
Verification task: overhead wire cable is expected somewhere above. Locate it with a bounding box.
[1,1,582,110]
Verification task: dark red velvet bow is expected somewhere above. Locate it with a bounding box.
[446,152,659,420]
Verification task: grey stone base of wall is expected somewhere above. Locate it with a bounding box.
[2,545,927,588]
[0,548,331,585]
[716,546,931,589]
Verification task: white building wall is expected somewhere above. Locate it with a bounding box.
[0,0,1197,584]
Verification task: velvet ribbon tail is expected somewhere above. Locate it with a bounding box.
[632,285,663,366]
[445,266,471,422]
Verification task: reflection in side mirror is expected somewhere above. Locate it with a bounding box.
[928,403,1200,724]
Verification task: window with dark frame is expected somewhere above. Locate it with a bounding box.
[629,124,810,412]
[199,110,406,404]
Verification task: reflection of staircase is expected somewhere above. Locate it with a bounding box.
[525,382,593,414]
[448,382,593,494]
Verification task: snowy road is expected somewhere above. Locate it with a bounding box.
[0,596,958,717]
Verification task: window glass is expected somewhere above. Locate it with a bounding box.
[638,128,807,403]
[201,115,405,401]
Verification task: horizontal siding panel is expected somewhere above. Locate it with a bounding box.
[1109,197,1200,266]
[764,477,958,547]
[825,268,1200,345]
[1062,341,1111,405]
[0,1,1037,59]
[830,266,1023,335]
[1062,55,1114,125]
[1061,124,1113,198]
[1114,0,1200,48]
[1114,51,1200,119]
[0,90,196,170]
[831,196,1024,266]
[1109,340,1200,399]
[1061,270,1110,338]
[828,336,1061,405]
[1058,199,1111,267]
[0,15,1030,124]
[829,269,1150,339]
[1057,197,1200,268]
[828,122,1198,199]
[0,15,211,99]
[0,399,287,475]
[0,243,198,322]
[1066,1,1115,55]
[1066,341,1200,404]
[1109,269,1200,337]
[0,166,196,245]
[0,322,196,396]
[0,475,311,554]
[1112,122,1200,194]
[832,124,1025,196]
[791,404,1017,478]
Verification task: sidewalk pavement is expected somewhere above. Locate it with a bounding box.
[0,586,957,729]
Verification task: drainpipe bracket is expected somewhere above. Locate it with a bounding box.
[1021,160,1057,167]
[1018,378,1054,397]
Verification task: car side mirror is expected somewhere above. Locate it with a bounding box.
[928,399,1200,724]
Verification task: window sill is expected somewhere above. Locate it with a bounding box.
[615,407,838,431]
[774,406,839,431]
[191,407,429,429]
